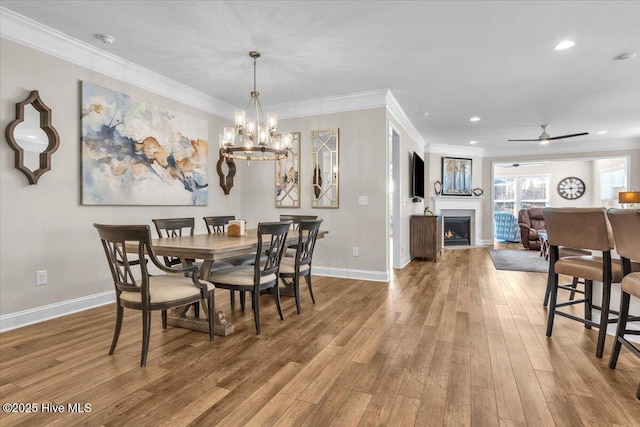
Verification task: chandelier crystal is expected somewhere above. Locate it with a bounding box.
[220,51,292,161]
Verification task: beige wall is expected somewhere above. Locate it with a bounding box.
[237,108,390,277]
[0,39,242,315]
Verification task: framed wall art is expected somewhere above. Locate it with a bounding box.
[81,81,209,205]
[441,156,472,196]
[275,131,300,208]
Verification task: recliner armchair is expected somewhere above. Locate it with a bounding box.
[518,207,545,250]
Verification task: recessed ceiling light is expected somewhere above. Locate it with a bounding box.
[597,130,608,134]
[554,40,575,50]
[420,112,429,118]
[469,140,477,145]
[470,116,480,122]
[27,135,37,139]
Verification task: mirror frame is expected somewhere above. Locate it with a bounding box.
[311,128,339,209]
[5,90,60,185]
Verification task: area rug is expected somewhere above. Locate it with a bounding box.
[488,249,550,273]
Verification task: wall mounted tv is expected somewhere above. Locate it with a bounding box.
[411,151,425,201]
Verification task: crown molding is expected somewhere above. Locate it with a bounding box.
[0,7,235,119]
[385,89,426,148]
[427,143,486,158]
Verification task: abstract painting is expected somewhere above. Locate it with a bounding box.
[81,82,209,205]
[275,132,300,207]
[442,156,472,196]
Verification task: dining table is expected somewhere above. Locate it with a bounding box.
[126,227,328,336]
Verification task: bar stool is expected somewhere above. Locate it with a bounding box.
[606,208,640,400]
[543,207,624,358]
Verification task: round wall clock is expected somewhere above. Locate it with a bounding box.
[557,176,586,200]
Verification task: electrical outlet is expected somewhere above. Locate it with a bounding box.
[36,270,47,286]
[358,196,368,206]
[352,247,359,257]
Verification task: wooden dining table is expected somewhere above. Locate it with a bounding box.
[127,228,328,336]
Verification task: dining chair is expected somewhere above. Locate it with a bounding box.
[202,216,256,266]
[208,221,291,334]
[278,219,323,314]
[279,215,318,256]
[543,207,623,358]
[94,223,215,366]
[606,208,640,399]
[203,215,257,310]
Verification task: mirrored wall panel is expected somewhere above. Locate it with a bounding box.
[311,128,339,208]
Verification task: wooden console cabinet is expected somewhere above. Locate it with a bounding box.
[410,215,442,262]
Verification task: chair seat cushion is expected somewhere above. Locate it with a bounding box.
[209,265,276,286]
[555,256,639,283]
[559,247,591,257]
[622,272,640,298]
[119,274,213,304]
[279,257,310,275]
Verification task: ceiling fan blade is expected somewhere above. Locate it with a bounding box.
[508,139,540,142]
[547,132,589,140]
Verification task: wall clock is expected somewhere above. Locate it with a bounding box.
[557,176,585,200]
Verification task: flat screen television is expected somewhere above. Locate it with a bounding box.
[412,152,425,201]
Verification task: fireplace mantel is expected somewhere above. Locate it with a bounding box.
[432,196,487,246]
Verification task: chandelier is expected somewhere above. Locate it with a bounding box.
[220,51,292,161]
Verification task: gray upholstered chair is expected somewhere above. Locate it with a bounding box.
[208,221,291,334]
[94,224,215,366]
[606,208,640,400]
[543,207,623,358]
[278,219,322,314]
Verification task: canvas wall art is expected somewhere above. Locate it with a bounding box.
[275,132,300,208]
[81,82,209,205]
[442,156,472,196]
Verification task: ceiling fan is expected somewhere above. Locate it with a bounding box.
[508,124,588,144]
[499,162,547,168]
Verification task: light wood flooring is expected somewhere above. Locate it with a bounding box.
[1,246,639,426]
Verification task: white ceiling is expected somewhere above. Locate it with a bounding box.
[2,1,639,155]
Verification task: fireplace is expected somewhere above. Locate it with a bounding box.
[443,216,471,246]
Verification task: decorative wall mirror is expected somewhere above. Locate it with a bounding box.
[216,153,236,195]
[311,128,339,208]
[275,131,300,208]
[5,90,60,185]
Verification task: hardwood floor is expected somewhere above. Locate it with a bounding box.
[1,246,639,426]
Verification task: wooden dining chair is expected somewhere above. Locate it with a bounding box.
[543,207,623,358]
[151,217,197,268]
[203,215,256,309]
[606,208,640,400]
[208,221,291,334]
[278,219,323,314]
[279,215,318,256]
[94,224,215,366]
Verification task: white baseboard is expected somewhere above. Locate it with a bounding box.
[0,290,115,332]
[313,266,389,282]
[399,255,412,269]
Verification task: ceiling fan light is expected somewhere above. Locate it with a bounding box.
[540,139,550,145]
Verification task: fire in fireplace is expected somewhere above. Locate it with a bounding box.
[443,216,471,246]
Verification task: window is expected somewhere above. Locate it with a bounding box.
[494,175,549,216]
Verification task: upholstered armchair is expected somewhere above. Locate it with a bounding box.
[518,207,546,250]
[494,212,521,242]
